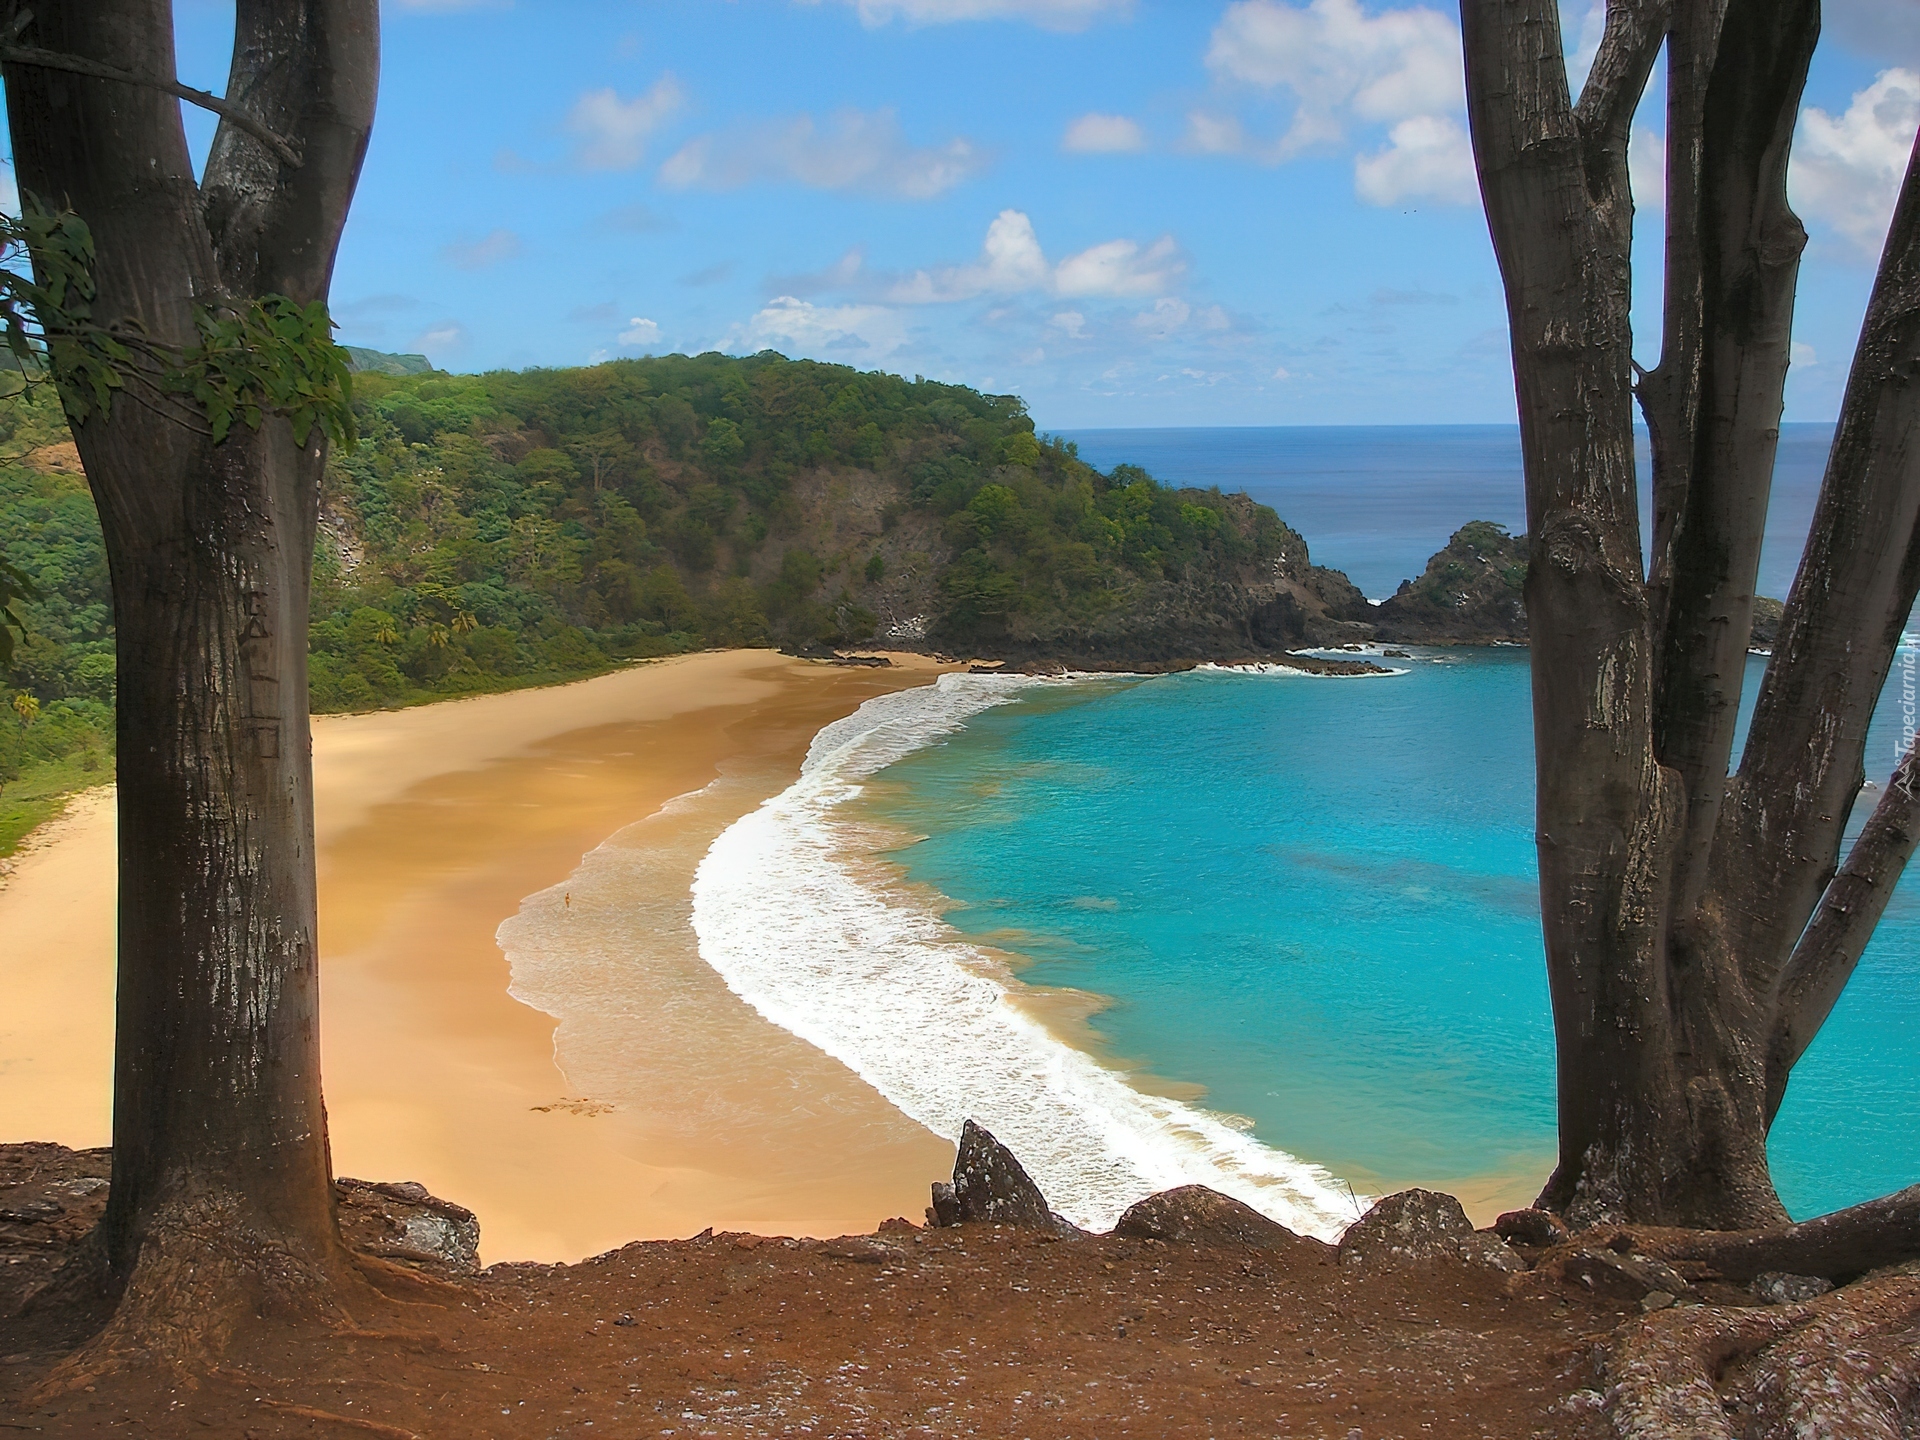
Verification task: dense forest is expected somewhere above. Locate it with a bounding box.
[1,350,1335,849]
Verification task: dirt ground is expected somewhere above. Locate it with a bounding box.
[0,1147,1648,1439]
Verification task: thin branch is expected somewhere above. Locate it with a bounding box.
[1720,123,1920,984]
[0,43,303,168]
[1766,739,1920,1116]
[1572,0,1669,154]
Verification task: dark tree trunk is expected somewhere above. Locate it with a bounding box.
[1463,0,1920,1229]
[3,0,378,1347]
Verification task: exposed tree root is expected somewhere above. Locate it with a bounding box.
[1607,1185,1920,1284]
[1606,1273,1920,1438]
[253,1399,422,1438]
[22,1193,467,1402]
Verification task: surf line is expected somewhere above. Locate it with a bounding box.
[688,671,1364,1239]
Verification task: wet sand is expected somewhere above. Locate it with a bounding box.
[0,651,955,1262]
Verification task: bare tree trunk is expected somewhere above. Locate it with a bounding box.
[3,0,378,1349]
[1464,0,1920,1230]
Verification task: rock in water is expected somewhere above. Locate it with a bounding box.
[1114,1185,1331,1256]
[1339,1188,1524,1271]
[934,1120,1057,1229]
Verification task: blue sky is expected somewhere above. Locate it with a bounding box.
[104,2,1920,425]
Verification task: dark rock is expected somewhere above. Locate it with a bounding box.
[335,1177,481,1274]
[1382,648,1410,658]
[1544,1246,1694,1304]
[1374,522,1528,645]
[930,1120,1069,1232]
[1752,1271,1834,1305]
[1748,595,1784,650]
[1113,1185,1331,1257]
[928,1181,959,1229]
[1494,1208,1570,1249]
[1339,1188,1525,1271]
[830,654,892,667]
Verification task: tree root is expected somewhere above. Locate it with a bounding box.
[1607,1184,1920,1284]
[254,1399,421,1438]
[1606,1273,1920,1438]
[22,1194,419,1400]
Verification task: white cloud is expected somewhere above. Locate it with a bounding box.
[440,228,521,269]
[1051,310,1088,338]
[814,0,1130,30]
[1207,0,1464,142]
[1135,297,1191,337]
[1056,235,1184,296]
[619,317,662,347]
[660,109,985,199]
[1791,340,1817,367]
[1198,0,1475,206]
[888,210,1184,302]
[722,296,910,358]
[1561,0,1606,95]
[1630,125,1666,210]
[1827,0,1920,69]
[567,76,686,171]
[1063,113,1147,153]
[1354,114,1477,204]
[1790,68,1920,256]
[1183,111,1249,155]
[412,321,469,357]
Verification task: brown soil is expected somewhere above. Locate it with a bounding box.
[0,1147,1643,1439]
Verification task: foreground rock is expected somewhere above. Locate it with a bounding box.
[7,1140,1917,1440]
[336,1177,482,1275]
[1338,1187,1523,1272]
[1113,1185,1333,1257]
[927,1119,1079,1234]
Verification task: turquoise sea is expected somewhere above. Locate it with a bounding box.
[836,427,1917,1224]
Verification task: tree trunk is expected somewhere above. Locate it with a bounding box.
[1464,0,1920,1230]
[3,0,379,1349]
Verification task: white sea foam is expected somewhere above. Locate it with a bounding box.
[689,672,1366,1239]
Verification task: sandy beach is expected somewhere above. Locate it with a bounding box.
[0,650,956,1262]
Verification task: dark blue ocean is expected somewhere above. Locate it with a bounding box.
[1058,423,1836,602]
[854,426,1917,1222]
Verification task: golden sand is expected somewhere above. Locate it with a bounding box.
[0,651,955,1262]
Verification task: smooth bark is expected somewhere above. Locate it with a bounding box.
[1464,0,1920,1228]
[2,0,376,1340]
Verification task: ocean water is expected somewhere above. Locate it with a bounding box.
[675,425,1916,1230]
[1059,424,1836,601]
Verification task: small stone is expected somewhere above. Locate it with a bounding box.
[1639,1290,1677,1312]
[1493,1207,1569,1248]
[1547,1247,1693,1304]
[1751,1272,1834,1305]
[1114,1185,1330,1257]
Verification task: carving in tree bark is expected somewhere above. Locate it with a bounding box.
[1462,0,1920,1229]
[2,0,379,1352]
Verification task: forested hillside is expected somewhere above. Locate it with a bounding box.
[2,350,1369,846]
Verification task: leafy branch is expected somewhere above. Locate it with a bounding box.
[0,203,355,449]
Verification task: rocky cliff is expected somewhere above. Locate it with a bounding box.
[1372,521,1528,645]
